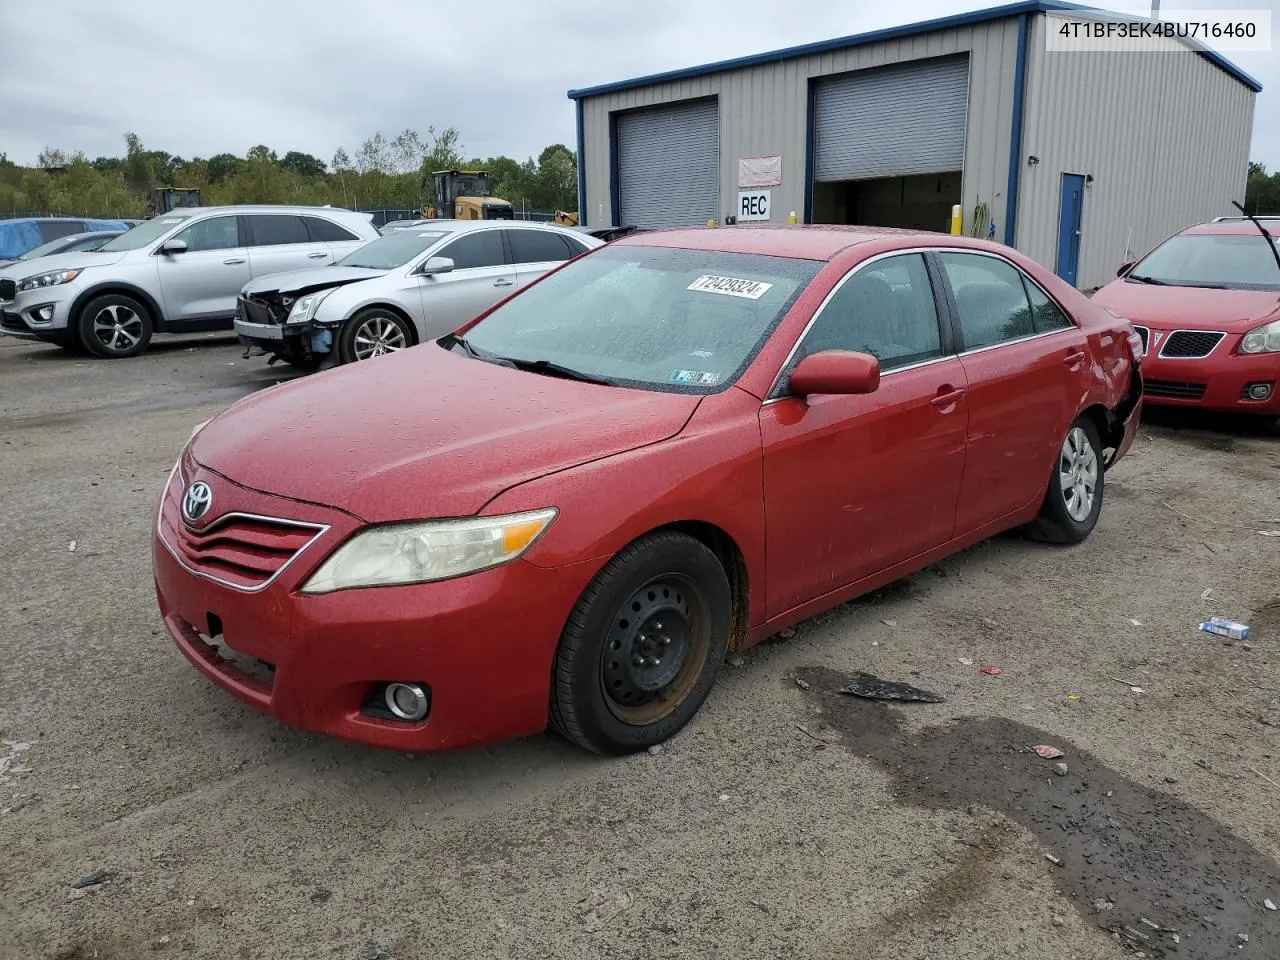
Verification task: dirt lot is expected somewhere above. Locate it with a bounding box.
[2,333,1278,960]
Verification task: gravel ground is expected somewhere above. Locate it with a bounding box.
[1,333,1278,960]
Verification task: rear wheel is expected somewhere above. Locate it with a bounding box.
[1027,416,1104,544]
[77,294,153,359]
[337,308,413,363]
[549,531,732,755]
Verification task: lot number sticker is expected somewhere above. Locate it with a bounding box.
[686,275,774,300]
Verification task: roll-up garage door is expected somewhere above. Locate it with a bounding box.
[814,56,969,181]
[616,99,719,229]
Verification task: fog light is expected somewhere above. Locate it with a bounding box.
[384,682,429,721]
[32,305,54,323]
[1244,382,1274,401]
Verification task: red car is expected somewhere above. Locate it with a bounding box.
[1092,217,1280,425]
[154,227,1142,755]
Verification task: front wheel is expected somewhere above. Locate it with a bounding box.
[1027,416,1104,544]
[549,531,733,755]
[337,308,413,363]
[77,294,153,359]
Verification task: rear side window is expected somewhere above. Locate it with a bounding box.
[507,229,574,264]
[304,216,359,242]
[1022,278,1073,333]
[247,215,310,246]
[796,253,943,373]
[37,220,86,241]
[438,230,506,270]
[938,252,1036,351]
[172,216,241,252]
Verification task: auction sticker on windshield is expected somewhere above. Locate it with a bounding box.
[686,275,774,299]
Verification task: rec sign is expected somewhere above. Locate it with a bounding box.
[737,190,771,221]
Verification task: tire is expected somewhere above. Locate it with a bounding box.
[337,308,413,364]
[1027,416,1105,544]
[76,293,153,359]
[549,531,733,755]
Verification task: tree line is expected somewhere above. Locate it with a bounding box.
[1245,162,1280,216]
[0,128,579,218]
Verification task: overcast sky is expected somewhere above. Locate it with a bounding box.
[1,0,1274,171]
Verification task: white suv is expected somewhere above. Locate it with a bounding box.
[0,205,378,358]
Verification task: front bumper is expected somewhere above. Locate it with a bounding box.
[153,464,593,751]
[0,285,76,337]
[1139,339,1280,415]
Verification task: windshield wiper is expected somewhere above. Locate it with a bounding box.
[1231,200,1280,276]
[505,358,618,386]
[448,335,516,368]
[1126,274,1169,285]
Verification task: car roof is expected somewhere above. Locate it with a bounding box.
[160,205,372,220]
[1181,218,1280,236]
[612,224,984,260]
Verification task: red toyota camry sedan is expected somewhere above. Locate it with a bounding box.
[1092,218,1280,425]
[154,226,1142,755]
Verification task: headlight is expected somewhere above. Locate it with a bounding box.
[17,268,81,292]
[286,288,334,324]
[1240,318,1280,355]
[301,508,558,593]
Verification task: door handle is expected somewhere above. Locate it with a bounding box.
[493,279,514,287]
[930,387,965,409]
[307,252,328,259]
[223,258,246,265]
[1063,350,1086,368]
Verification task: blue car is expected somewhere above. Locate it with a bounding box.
[0,217,131,262]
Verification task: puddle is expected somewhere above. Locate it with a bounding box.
[797,666,1280,958]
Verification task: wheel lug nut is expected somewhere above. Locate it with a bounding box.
[647,656,661,666]
[633,656,645,667]
[661,636,671,646]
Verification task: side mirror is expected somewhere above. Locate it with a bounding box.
[159,238,188,255]
[1117,260,1135,277]
[788,350,880,396]
[419,256,455,276]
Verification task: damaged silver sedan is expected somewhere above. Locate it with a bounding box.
[234,220,601,367]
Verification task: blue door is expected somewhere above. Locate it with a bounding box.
[1055,174,1086,285]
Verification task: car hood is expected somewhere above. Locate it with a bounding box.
[241,265,388,297]
[1093,280,1280,332]
[191,344,701,522]
[0,249,129,279]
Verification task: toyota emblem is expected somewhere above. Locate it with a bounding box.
[182,481,213,523]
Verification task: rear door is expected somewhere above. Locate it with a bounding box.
[155,214,249,322]
[245,214,333,278]
[936,250,1090,534]
[760,252,967,617]
[420,229,513,329]
[507,228,581,289]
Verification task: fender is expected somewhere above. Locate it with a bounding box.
[68,280,168,331]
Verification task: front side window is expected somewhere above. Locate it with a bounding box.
[462,244,820,392]
[1128,234,1280,290]
[938,252,1036,350]
[172,216,241,253]
[794,253,943,373]
[438,230,506,270]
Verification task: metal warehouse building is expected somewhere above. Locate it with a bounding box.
[568,0,1259,291]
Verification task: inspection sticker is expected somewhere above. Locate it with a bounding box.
[686,275,773,300]
[670,369,720,385]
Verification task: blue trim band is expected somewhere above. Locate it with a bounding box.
[1005,12,1029,246]
[565,2,1260,100]
[575,98,586,225]
[803,80,816,224]
[608,112,620,227]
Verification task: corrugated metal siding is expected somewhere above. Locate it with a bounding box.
[578,18,1020,230]
[616,100,720,228]
[814,56,969,181]
[1018,13,1255,290]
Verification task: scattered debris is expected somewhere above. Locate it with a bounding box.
[1092,899,1114,912]
[794,678,811,691]
[1052,915,1064,927]
[880,619,896,627]
[1108,676,1145,693]
[958,657,974,666]
[310,889,332,904]
[839,673,944,703]
[1249,767,1280,792]
[1200,587,1217,603]
[1172,933,1181,944]
[67,540,77,553]
[1034,745,1065,759]
[1160,500,1198,523]
[1203,541,1226,554]
[1238,933,1249,944]
[1199,617,1249,641]
[871,641,880,647]
[646,744,663,756]
[1044,853,1063,866]
[1139,917,1160,930]
[718,794,730,802]
[980,666,1002,677]
[981,617,998,630]
[1064,693,1081,703]
[726,655,746,667]
[71,869,114,889]
[1123,925,1151,941]
[1257,530,1280,538]
[1054,762,1069,777]
[1264,899,1276,911]
[1127,617,1143,626]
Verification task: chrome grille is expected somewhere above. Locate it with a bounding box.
[1159,330,1224,359]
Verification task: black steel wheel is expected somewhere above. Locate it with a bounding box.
[549,531,732,754]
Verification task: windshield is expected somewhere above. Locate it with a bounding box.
[460,244,820,392]
[337,230,447,269]
[1130,234,1280,290]
[99,215,192,252]
[18,236,82,260]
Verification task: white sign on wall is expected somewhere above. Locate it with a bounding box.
[738,155,782,187]
[737,190,772,221]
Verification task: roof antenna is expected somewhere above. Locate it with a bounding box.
[1232,200,1280,275]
